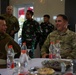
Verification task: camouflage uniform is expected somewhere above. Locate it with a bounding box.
[39,22,54,49]
[22,19,40,57]
[41,29,76,59]
[0,32,21,68]
[0,33,21,59]
[2,14,20,38]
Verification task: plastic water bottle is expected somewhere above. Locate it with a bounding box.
[21,42,27,51]
[18,50,29,75]
[7,45,15,68]
[13,61,29,75]
[13,50,29,75]
[49,42,56,59]
[19,50,29,68]
[19,49,30,74]
[55,40,61,59]
[17,63,25,75]
[61,62,66,74]
[21,42,31,60]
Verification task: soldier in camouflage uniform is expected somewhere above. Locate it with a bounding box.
[0,16,21,68]
[2,6,20,38]
[41,14,76,59]
[39,14,54,49]
[22,10,40,58]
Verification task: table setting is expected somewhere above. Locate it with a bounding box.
[0,58,75,75]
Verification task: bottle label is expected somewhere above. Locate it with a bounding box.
[49,54,53,59]
[49,54,56,59]
[7,61,15,68]
[18,74,24,75]
[11,62,15,69]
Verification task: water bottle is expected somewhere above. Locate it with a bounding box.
[49,41,56,59]
[13,62,29,75]
[61,62,66,74]
[21,42,31,60]
[21,42,27,51]
[19,50,29,68]
[7,45,15,68]
[55,40,61,59]
[13,50,29,75]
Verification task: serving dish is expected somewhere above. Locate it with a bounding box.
[42,59,72,71]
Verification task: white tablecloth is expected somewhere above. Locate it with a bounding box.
[0,58,74,75]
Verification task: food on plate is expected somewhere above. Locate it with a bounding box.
[42,59,71,71]
[38,67,55,75]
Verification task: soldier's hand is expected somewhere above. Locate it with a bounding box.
[42,54,49,58]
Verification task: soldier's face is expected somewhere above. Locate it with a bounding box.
[44,17,49,23]
[0,20,7,33]
[26,12,32,20]
[6,6,13,15]
[55,16,68,31]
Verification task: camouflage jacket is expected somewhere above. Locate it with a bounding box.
[39,22,54,48]
[22,19,40,49]
[2,14,20,38]
[0,32,21,60]
[41,29,76,59]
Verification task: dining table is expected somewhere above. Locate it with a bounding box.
[0,58,76,75]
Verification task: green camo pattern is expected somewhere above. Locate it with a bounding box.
[41,29,76,59]
[2,14,19,34]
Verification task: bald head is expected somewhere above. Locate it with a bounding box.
[6,6,13,15]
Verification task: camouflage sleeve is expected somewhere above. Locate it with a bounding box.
[70,33,76,59]
[14,17,20,33]
[35,21,41,43]
[50,23,55,31]
[40,23,44,35]
[35,21,41,34]
[8,40,21,58]
[41,34,50,56]
[5,34,21,58]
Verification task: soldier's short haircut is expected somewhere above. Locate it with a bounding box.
[43,14,50,19]
[0,16,5,20]
[57,14,68,21]
[27,10,34,16]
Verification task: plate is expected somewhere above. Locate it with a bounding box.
[38,67,55,75]
[29,67,55,75]
[42,59,72,71]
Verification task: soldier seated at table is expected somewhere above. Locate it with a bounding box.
[0,16,21,68]
[41,14,76,59]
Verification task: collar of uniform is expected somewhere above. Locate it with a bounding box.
[57,29,69,36]
[4,13,13,17]
[27,19,33,22]
[44,22,50,24]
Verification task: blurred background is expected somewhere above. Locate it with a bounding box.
[0,0,76,57]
